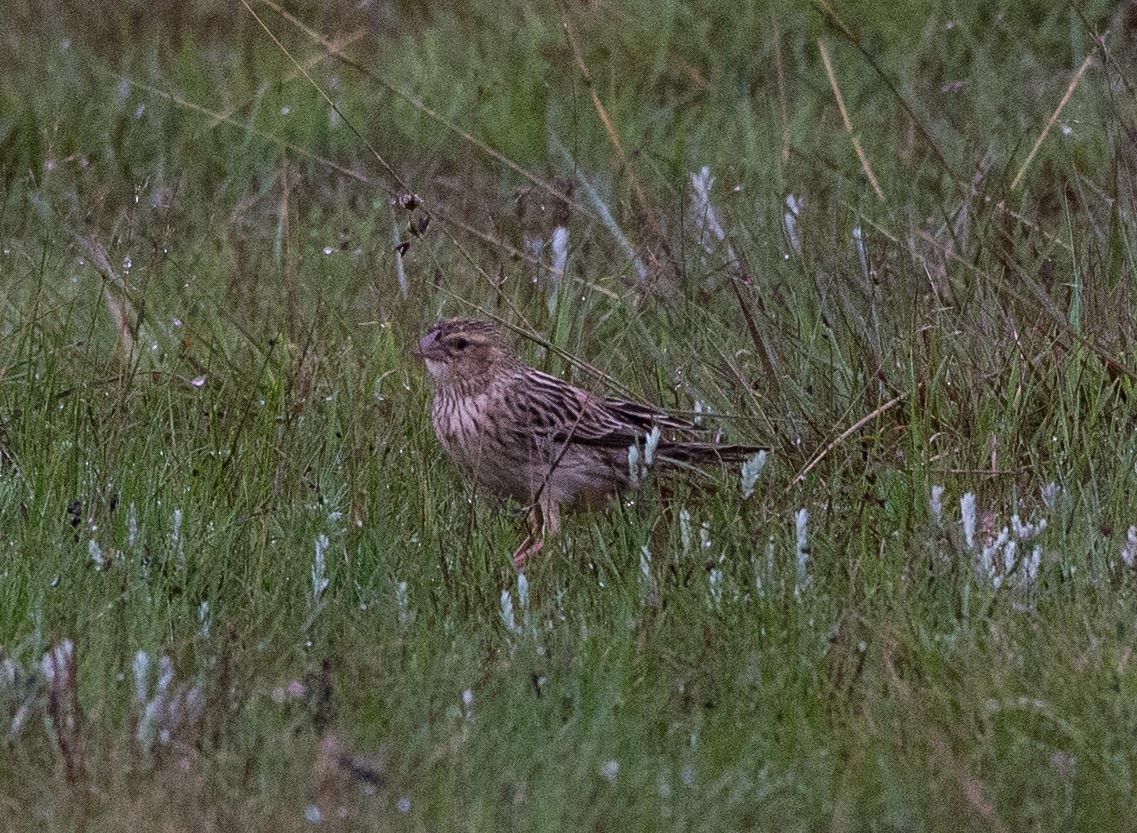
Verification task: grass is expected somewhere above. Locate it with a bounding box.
[2,0,1137,828]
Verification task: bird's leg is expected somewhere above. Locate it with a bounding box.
[512,535,545,570]
[513,500,559,570]
[512,504,545,570]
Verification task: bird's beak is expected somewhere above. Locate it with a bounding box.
[412,330,438,360]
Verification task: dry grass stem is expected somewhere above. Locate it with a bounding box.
[818,38,886,202]
[787,395,904,492]
[553,0,668,252]
[1010,52,1094,190]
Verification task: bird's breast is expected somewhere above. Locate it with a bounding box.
[432,390,491,458]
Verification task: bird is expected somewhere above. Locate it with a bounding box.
[413,317,762,568]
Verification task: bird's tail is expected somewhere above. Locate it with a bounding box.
[656,442,765,467]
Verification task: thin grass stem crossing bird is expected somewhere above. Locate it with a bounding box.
[414,318,762,568]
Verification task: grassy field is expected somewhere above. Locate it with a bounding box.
[2,0,1137,828]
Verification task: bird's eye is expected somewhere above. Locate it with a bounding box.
[451,337,469,351]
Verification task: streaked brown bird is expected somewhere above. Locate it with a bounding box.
[413,317,762,568]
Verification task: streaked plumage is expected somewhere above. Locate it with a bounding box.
[414,317,761,567]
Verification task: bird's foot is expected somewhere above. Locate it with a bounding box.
[512,536,545,570]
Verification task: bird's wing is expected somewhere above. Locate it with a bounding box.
[521,370,694,449]
[600,397,699,432]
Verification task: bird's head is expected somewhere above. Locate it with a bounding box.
[413,318,516,386]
